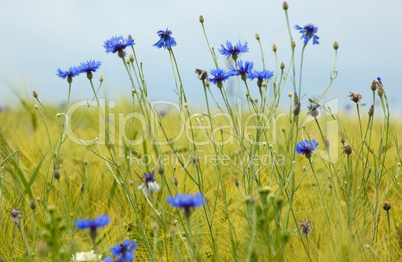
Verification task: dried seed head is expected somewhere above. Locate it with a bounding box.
[342,144,353,155]
[340,137,346,145]
[348,92,362,104]
[383,201,391,211]
[195,68,208,80]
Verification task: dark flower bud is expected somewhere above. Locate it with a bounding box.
[80,183,85,192]
[30,199,36,210]
[33,91,38,98]
[195,68,208,81]
[328,182,333,189]
[324,139,330,149]
[234,177,240,187]
[255,33,260,40]
[282,1,288,10]
[53,167,60,180]
[371,80,377,91]
[83,159,88,166]
[340,137,345,145]
[199,15,204,23]
[118,50,125,59]
[273,44,277,52]
[377,87,384,97]
[293,103,300,116]
[383,201,391,211]
[348,92,362,104]
[333,41,339,50]
[342,144,353,155]
[368,105,374,117]
[294,93,299,104]
[86,71,93,80]
[157,165,165,175]
[173,176,179,186]
[280,62,285,70]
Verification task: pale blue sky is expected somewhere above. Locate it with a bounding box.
[1,0,401,113]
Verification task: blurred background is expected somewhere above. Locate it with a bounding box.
[0,0,401,114]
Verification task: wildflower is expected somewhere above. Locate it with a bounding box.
[229,60,254,81]
[138,172,160,196]
[370,80,377,91]
[77,60,102,80]
[342,144,353,155]
[348,92,362,104]
[293,103,301,116]
[295,24,319,45]
[248,69,274,88]
[298,219,312,236]
[219,40,249,60]
[209,68,230,88]
[103,35,135,58]
[167,192,205,217]
[308,103,320,118]
[153,28,177,49]
[195,68,208,81]
[110,239,137,257]
[383,201,391,211]
[75,214,110,240]
[71,250,102,261]
[56,67,79,83]
[10,208,21,226]
[296,139,319,159]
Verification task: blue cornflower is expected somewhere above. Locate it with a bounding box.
[218,40,249,60]
[167,192,205,217]
[56,67,79,83]
[307,103,320,118]
[229,60,254,81]
[103,35,135,58]
[296,139,318,159]
[295,24,319,45]
[248,69,274,87]
[77,60,102,80]
[299,219,312,236]
[103,252,135,262]
[209,68,230,88]
[10,207,21,225]
[75,214,110,239]
[103,239,137,262]
[138,172,160,196]
[153,28,177,49]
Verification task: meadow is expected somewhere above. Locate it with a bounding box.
[0,2,401,261]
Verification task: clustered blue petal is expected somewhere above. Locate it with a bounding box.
[77,60,102,74]
[248,69,274,81]
[218,41,249,60]
[209,68,230,86]
[153,28,177,49]
[229,60,254,77]
[75,214,110,230]
[104,239,137,262]
[56,67,79,79]
[296,139,319,156]
[143,172,155,183]
[295,24,319,45]
[167,192,205,209]
[299,219,312,236]
[103,35,135,54]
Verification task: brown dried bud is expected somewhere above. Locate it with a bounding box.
[340,137,346,145]
[195,68,208,81]
[383,201,391,211]
[342,144,353,155]
[348,92,362,104]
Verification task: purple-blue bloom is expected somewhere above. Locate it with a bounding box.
[218,40,249,60]
[143,172,155,183]
[104,239,137,262]
[77,60,102,74]
[296,139,318,158]
[75,214,110,239]
[229,60,254,80]
[248,69,274,81]
[167,193,205,216]
[209,68,230,88]
[295,24,319,45]
[103,35,135,56]
[103,252,135,262]
[299,219,312,236]
[56,67,79,80]
[153,28,176,49]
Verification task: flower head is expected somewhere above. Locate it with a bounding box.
[10,208,21,225]
[248,69,274,87]
[138,172,160,196]
[229,60,254,81]
[56,67,79,83]
[195,68,208,81]
[348,92,362,104]
[77,60,102,80]
[103,239,137,262]
[295,24,319,45]
[103,35,135,58]
[218,40,249,60]
[153,28,176,49]
[75,214,110,239]
[307,103,320,118]
[167,192,205,217]
[71,250,102,261]
[209,68,230,88]
[299,219,312,236]
[296,139,318,159]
